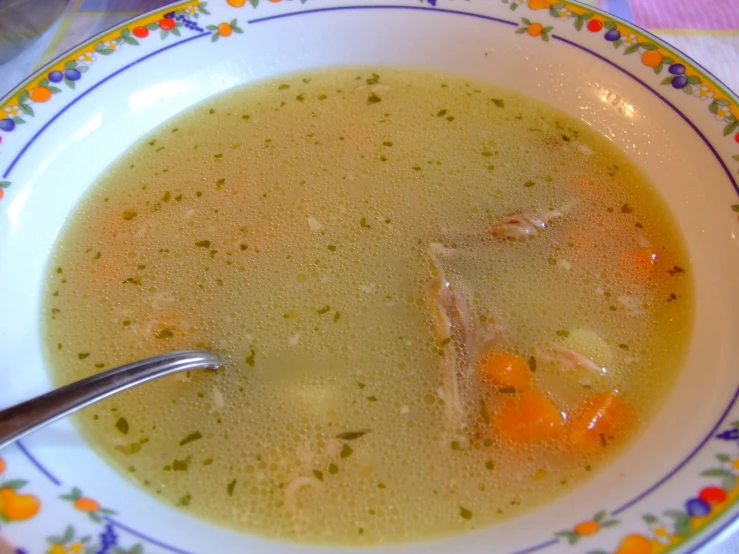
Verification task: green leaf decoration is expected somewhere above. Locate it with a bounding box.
[665,511,691,536]
[146,22,158,30]
[12,117,25,124]
[230,18,237,26]
[717,453,731,462]
[78,66,89,73]
[62,525,75,542]
[234,26,244,33]
[555,531,580,545]
[123,36,139,46]
[171,27,181,37]
[643,514,659,525]
[18,90,29,103]
[662,76,675,86]
[654,64,664,74]
[723,120,739,136]
[683,84,693,95]
[574,18,583,31]
[604,21,616,31]
[521,17,531,25]
[701,468,733,478]
[593,510,606,522]
[49,86,62,93]
[732,155,739,162]
[211,33,219,42]
[688,75,701,85]
[581,12,593,20]
[250,0,259,6]
[722,474,737,491]
[1,479,28,490]
[0,181,10,188]
[65,60,76,69]
[515,27,527,34]
[20,103,33,116]
[206,25,217,31]
[601,519,619,528]
[624,44,639,55]
[160,29,168,39]
[613,39,622,48]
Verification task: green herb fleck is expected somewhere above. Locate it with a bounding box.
[460,507,473,520]
[122,210,137,220]
[618,344,629,350]
[548,257,557,265]
[367,92,382,104]
[177,493,191,506]
[382,141,393,147]
[621,203,634,214]
[328,463,339,475]
[356,381,366,389]
[78,352,90,360]
[318,94,328,100]
[245,349,256,367]
[115,417,129,434]
[479,399,491,425]
[446,116,455,122]
[556,329,570,337]
[196,240,211,248]
[524,180,536,188]
[481,151,493,157]
[360,217,371,229]
[317,305,331,315]
[437,109,447,117]
[528,356,537,372]
[203,458,214,466]
[485,460,495,471]
[492,98,505,108]
[227,479,237,496]
[173,457,191,471]
[451,441,464,451]
[340,444,354,458]
[327,245,337,251]
[156,328,173,339]
[412,166,422,171]
[336,430,370,440]
[278,84,290,90]
[296,94,305,102]
[668,266,685,276]
[366,395,377,402]
[179,431,203,446]
[333,311,341,322]
[313,470,323,481]
[366,73,380,85]
[216,178,225,187]
[498,386,516,394]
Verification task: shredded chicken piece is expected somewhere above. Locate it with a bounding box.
[546,346,607,375]
[285,476,320,514]
[488,201,577,240]
[428,246,506,440]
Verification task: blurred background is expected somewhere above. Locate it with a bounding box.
[0,0,738,98]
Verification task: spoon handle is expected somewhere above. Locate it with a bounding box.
[0,350,222,450]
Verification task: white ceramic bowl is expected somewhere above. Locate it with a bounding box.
[1,1,739,553]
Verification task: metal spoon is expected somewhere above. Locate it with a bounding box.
[0,350,222,450]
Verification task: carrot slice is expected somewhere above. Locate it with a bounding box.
[624,248,659,283]
[567,392,631,450]
[479,351,532,391]
[495,390,564,443]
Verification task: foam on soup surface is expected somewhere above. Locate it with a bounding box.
[43,68,692,544]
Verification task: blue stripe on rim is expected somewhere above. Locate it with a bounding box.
[6,3,739,553]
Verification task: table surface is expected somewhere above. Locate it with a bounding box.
[1,1,738,552]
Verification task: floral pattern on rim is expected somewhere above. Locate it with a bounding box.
[502,0,739,173]
[60,487,116,523]
[555,511,619,545]
[0,2,211,134]
[0,456,41,523]
[580,420,739,553]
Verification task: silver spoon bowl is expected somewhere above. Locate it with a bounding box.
[0,349,222,450]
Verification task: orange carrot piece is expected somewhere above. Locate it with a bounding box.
[624,248,659,283]
[479,351,532,391]
[495,390,564,443]
[567,392,631,450]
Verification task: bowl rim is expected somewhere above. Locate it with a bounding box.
[1,1,739,553]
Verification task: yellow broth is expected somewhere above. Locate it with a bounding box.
[43,68,692,545]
